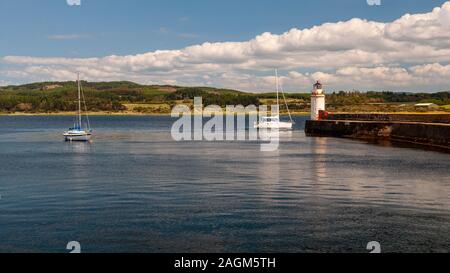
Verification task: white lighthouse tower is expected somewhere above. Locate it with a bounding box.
[310,81,325,120]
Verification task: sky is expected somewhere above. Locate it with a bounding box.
[1,0,450,92]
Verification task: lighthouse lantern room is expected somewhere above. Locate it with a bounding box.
[310,81,325,120]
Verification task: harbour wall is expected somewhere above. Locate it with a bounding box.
[320,113,450,124]
[305,119,450,150]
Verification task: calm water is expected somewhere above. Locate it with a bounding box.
[0,116,449,253]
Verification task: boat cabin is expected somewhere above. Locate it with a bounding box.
[262,116,280,123]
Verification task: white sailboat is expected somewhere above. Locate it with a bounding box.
[254,69,294,130]
[63,74,92,142]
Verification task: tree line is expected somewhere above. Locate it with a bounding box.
[0,82,449,113]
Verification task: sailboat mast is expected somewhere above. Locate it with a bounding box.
[275,69,279,115]
[77,73,82,128]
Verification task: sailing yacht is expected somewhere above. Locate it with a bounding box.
[63,74,92,142]
[254,70,294,130]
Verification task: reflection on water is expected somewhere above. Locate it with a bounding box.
[64,142,93,154]
[0,116,449,253]
[310,137,328,184]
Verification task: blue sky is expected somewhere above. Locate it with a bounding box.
[1,0,447,57]
[1,0,450,92]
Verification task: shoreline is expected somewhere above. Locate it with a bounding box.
[0,112,170,117]
[0,111,311,117]
[1,111,448,117]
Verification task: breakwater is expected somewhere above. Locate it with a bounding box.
[305,113,450,150]
[322,113,450,124]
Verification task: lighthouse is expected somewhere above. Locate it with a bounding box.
[310,81,325,120]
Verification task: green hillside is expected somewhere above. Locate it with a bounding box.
[0,81,256,113]
[1,81,449,114]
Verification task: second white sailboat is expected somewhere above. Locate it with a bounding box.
[254,69,294,130]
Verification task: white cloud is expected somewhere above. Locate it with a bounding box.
[0,80,11,86]
[66,0,81,6]
[159,27,169,34]
[179,16,190,23]
[3,2,450,92]
[48,34,90,40]
[178,33,199,39]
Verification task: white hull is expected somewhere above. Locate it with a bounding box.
[64,127,91,142]
[254,121,293,129]
[64,133,91,142]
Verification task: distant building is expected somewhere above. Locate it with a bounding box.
[414,103,438,108]
[311,81,325,120]
[41,84,62,90]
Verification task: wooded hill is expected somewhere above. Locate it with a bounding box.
[0,81,449,114]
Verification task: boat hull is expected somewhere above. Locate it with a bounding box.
[64,133,92,142]
[254,122,293,129]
